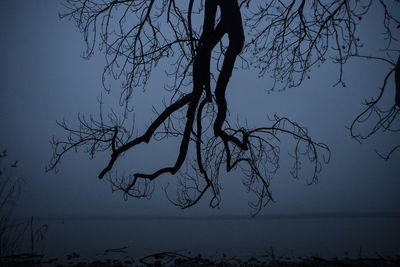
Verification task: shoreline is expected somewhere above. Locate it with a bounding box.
[2,250,400,267]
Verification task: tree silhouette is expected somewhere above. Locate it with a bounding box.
[0,150,47,257]
[48,0,398,215]
[350,53,400,160]
[346,1,400,159]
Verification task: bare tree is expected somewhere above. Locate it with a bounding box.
[0,150,47,259]
[0,149,23,256]
[48,0,399,215]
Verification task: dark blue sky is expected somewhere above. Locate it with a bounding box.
[0,0,399,218]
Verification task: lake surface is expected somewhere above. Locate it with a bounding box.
[34,214,400,263]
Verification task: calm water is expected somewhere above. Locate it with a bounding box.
[35,214,400,262]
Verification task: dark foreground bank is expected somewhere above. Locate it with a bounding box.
[2,251,400,267]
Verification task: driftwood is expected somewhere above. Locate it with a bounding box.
[103,246,128,254]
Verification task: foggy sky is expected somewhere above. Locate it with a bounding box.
[0,0,399,218]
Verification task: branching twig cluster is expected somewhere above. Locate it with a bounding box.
[245,0,370,90]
